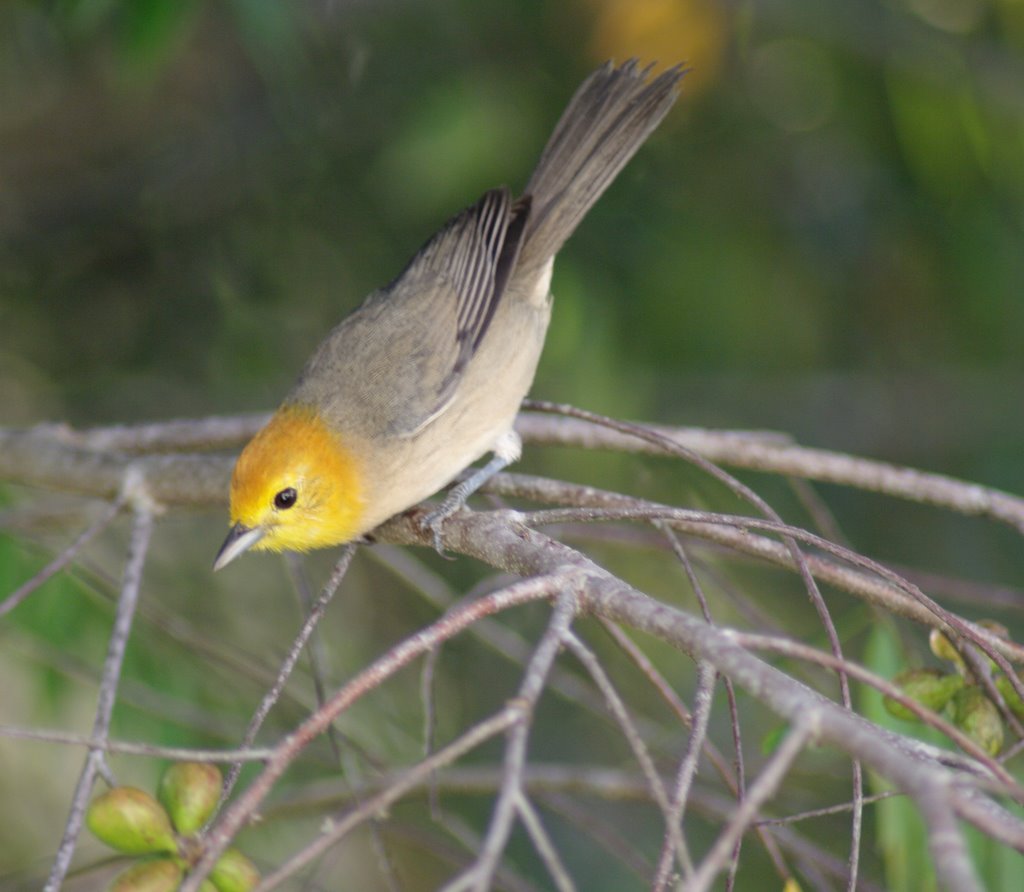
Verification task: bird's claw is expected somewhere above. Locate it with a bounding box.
[420,501,460,558]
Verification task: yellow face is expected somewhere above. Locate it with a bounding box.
[224,405,365,558]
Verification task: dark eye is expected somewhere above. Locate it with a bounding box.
[274,487,297,510]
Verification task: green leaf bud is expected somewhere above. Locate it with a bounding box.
[952,686,1004,756]
[211,848,261,892]
[107,857,183,892]
[86,787,178,856]
[883,668,963,720]
[158,762,223,835]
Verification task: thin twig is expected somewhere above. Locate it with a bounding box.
[368,545,615,728]
[536,790,653,879]
[441,592,578,892]
[562,631,690,877]
[393,815,544,892]
[181,573,566,892]
[652,661,716,891]
[220,545,356,806]
[255,708,520,890]
[516,409,1024,533]
[284,553,343,763]
[524,502,1024,675]
[44,505,153,892]
[598,619,692,726]
[0,496,124,619]
[515,793,576,892]
[756,791,897,826]
[598,618,791,881]
[657,524,752,890]
[494,474,1024,661]
[787,476,852,548]
[688,719,815,892]
[283,551,402,892]
[0,724,273,761]
[422,640,443,822]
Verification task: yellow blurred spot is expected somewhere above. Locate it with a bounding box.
[783,878,804,892]
[584,0,729,96]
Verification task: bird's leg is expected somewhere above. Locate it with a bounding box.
[421,430,521,554]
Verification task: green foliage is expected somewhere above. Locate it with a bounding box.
[882,668,963,720]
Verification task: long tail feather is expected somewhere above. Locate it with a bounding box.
[520,59,685,269]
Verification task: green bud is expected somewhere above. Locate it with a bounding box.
[158,762,223,835]
[211,848,260,892]
[883,668,964,721]
[86,787,178,856]
[107,857,183,892]
[928,629,965,671]
[952,687,1004,756]
[995,674,1024,720]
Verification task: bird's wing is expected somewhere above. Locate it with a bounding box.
[409,187,530,400]
[290,188,531,437]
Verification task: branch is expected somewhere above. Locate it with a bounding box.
[652,661,716,890]
[5,409,1023,889]
[269,764,876,891]
[519,406,1024,534]
[563,631,690,877]
[44,503,154,892]
[6,409,1024,532]
[0,496,124,618]
[180,573,565,892]
[0,725,273,762]
[441,592,578,892]
[255,709,521,891]
[688,720,815,892]
[380,513,1024,870]
[219,545,355,807]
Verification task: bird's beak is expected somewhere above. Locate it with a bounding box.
[213,522,265,571]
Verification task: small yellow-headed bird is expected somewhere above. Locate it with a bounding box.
[215,60,683,570]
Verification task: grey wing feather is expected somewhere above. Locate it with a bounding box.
[291,188,530,437]
[423,188,530,381]
[399,187,530,423]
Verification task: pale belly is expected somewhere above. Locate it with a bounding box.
[355,282,552,535]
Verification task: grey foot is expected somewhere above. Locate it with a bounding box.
[421,495,464,557]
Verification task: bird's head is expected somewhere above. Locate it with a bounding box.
[214,405,365,570]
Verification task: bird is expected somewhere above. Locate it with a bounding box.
[214,59,684,570]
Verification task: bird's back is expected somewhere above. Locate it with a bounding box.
[283,61,683,533]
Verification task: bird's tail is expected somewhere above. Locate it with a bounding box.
[520,59,684,269]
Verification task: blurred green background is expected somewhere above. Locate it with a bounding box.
[2,0,1024,889]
